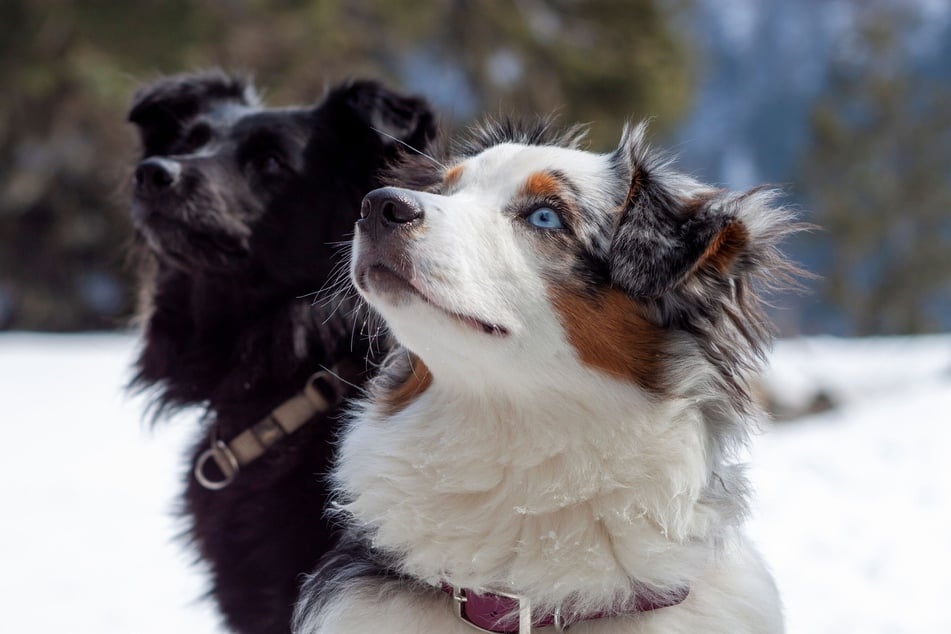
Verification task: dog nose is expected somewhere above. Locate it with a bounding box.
[135,157,181,196]
[361,187,424,230]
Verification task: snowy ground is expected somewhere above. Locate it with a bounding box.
[1,332,949,633]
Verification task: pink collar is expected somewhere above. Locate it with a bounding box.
[442,583,689,633]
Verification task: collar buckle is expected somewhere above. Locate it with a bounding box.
[444,582,689,632]
[193,369,344,490]
[450,585,564,634]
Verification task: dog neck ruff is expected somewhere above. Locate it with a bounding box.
[193,370,345,490]
[443,583,689,633]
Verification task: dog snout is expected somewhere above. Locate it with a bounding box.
[135,157,182,197]
[360,187,424,238]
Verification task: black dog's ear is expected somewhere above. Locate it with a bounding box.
[609,123,749,298]
[128,69,259,157]
[327,80,436,153]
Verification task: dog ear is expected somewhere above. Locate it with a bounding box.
[128,69,259,157]
[328,80,436,153]
[608,123,750,298]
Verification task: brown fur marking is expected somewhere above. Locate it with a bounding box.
[700,221,749,274]
[443,165,464,190]
[551,287,667,392]
[381,354,433,416]
[621,165,644,212]
[521,171,563,199]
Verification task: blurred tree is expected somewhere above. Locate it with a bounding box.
[0,0,219,330]
[0,0,693,331]
[800,2,951,335]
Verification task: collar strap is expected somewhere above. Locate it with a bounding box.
[194,370,344,490]
[442,583,689,633]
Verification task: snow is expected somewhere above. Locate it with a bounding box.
[1,332,949,633]
[751,336,951,633]
[0,333,223,633]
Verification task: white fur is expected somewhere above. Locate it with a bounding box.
[299,142,783,633]
[299,542,781,633]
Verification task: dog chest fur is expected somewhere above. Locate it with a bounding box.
[338,367,714,592]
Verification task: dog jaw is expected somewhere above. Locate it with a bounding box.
[353,262,510,337]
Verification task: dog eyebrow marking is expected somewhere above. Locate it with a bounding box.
[379,354,433,416]
[550,287,667,393]
[520,170,564,199]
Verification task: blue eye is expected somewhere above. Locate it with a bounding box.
[526,207,563,230]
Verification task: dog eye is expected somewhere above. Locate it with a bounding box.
[184,123,211,149]
[258,155,287,177]
[525,207,563,230]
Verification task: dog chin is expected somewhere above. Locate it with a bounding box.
[137,218,249,273]
[357,264,420,306]
[356,264,509,338]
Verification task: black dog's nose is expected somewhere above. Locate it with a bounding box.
[361,187,424,230]
[134,157,181,196]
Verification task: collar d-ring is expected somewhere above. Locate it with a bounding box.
[194,429,240,490]
[193,369,344,491]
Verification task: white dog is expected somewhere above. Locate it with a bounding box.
[295,119,800,633]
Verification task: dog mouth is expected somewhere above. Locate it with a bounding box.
[357,264,509,337]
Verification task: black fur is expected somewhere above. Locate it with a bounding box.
[295,528,413,626]
[127,70,434,634]
[129,69,257,157]
[454,115,588,158]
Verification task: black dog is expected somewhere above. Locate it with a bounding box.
[127,70,434,634]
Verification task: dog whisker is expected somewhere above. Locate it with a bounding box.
[370,126,447,170]
[318,364,366,396]
[319,290,360,326]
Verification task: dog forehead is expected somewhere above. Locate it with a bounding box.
[231,108,310,138]
[460,143,611,194]
[199,99,260,128]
